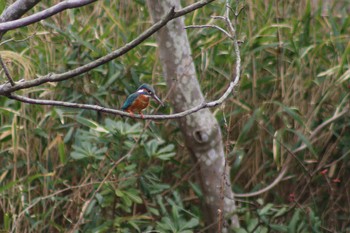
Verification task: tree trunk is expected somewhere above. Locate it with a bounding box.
[147,0,239,231]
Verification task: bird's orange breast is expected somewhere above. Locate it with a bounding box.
[128,95,150,113]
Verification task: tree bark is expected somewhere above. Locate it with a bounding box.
[0,0,41,38]
[0,0,41,23]
[147,0,239,231]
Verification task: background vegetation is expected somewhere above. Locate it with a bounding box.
[0,0,349,232]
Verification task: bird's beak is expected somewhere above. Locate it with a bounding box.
[152,94,164,106]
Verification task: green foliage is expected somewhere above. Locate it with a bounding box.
[235,201,322,233]
[0,0,349,232]
[156,192,199,233]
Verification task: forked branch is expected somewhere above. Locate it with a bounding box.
[0,0,244,121]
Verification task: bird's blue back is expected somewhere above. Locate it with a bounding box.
[121,92,139,110]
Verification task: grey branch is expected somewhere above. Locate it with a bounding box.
[0,55,15,86]
[0,0,97,32]
[0,0,41,23]
[8,88,234,120]
[0,0,216,95]
[185,24,233,39]
[1,0,238,122]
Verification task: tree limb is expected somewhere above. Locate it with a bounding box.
[0,0,41,23]
[0,0,96,32]
[0,0,41,40]
[0,0,216,95]
[7,86,236,119]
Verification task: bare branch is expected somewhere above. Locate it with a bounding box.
[211,15,226,21]
[0,0,41,40]
[185,0,242,102]
[0,0,97,32]
[185,24,233,39]
[0,0,216,95]
[8,87,236,119]
[0,33,37,46]
[0,55,15,86]
[0,0,41,23]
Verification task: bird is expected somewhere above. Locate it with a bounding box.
[121,83,164,118]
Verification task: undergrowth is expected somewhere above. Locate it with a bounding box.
[0,0,349,232]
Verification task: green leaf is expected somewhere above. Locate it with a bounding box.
[128,220,141,232]
[123,195,132,207]
[34,127,49,139]
[288,208,301,233]
[286,128,317,157]
[247,218,259,232]
[124,189,142,204]
[273,101,305,128]
[149,207,160,216]
[157,217,177,232]
[189,181,202,198]
[337,67,350,84]
[0,180,18,193]
[171,205,180,228]
[90,221,112,233]
[64,127,74,143]
[53,108,65,124]
[76,116,108,133]
[237,108,260,143]
[273,207,288,218]
[70,151,87,160]
[58,141,67,164]
[157,144,175,154]
[273,130,282,170]
[258,203,274,216]
[125,122,143,135]
[115,189,124,197]
[4,212,10,231]
[157,152,176,160]
[181,218,199,229]
[270,224,288,232]
[147,139,159,156]
[84,199,97,216]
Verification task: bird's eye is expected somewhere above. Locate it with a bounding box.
[148,91,152,95]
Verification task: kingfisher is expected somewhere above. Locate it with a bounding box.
[121,83,164,118]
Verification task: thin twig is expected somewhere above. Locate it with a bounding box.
[0,33,37,46]
[0,55,15,86]
[185,25,233,39]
